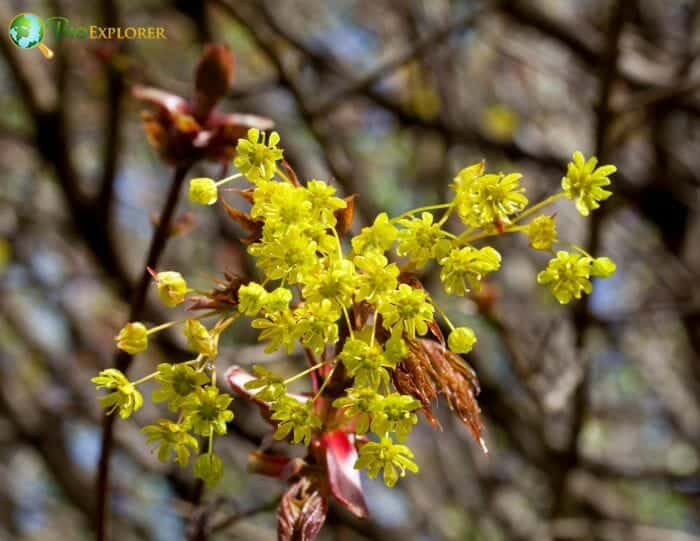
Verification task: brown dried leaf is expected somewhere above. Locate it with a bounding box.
[392,354,440,428]
[427,319,445,346]
[278,478,328,541]
[230,187,255,205]
[401,339,486,451]
[221,199,263,244]
[188,271,246,311]
[398,271,423,289]
[281,160,301,187]
[334,194,356,236]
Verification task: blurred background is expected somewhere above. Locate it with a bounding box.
[1,0,700,540]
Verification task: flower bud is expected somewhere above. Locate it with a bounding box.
[264,287,293,313]
[188,177,218,205]
[448,326,477,354]
[193,44,234,121]
[183,319,218,357]
[194,452,224,488]
[115,322,149,354]
[527,215,557,251]
[591,256,616,278]
[237,282,268,315]
[155,271,188,307]
[384,332,408,362]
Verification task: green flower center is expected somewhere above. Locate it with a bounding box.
[199,401,219,421]
[174,376,195,396]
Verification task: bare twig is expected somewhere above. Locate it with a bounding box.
[551,0,629,528]
[307,3,495,117]
[96,164,191,541]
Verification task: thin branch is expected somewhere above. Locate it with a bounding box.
[96,0,126,212]
[551,0,629,527]
[217,0,375,222]
[96,164,191,541]
[307,2,495,117]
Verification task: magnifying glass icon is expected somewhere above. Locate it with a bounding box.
[8,13,54,59]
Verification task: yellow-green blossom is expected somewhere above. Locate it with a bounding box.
[537,251,593,304]
[154,271,188,307]
[439,246,501,296]
[92,369,144,419]
[188,177,218,205]
[339,338,395,390]
[455,171,528,227]
[448,326,477,354]
[244,365,287,401]
[355,436,419,487]
[251,181,312,233]
[115,321,148,354]
[183,319,218,357]
[182,386,234,436]
[378,284,434,339]
[270,396,321,446]
[234,128,283,183]
[248,227,317,284]
[591,256,616,278]
[351,212,398,255]
[354,253,399,301]
[263,287,293,314]
[252,309,299,354]
[302,258,356,308]
[562,151,616,216]
[194,452,224,487]
[332,386,380,434]
[527,215,558,251]
[238,282,268,316]
[142,420,199,465]
[294,299,340,355]
[370,393,420,441]
[152,363,208,411]
[397,212,452,268]
[305,179,347,227]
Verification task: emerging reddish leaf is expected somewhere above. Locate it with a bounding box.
[193,44,235,121]
[248,451,305,479]
[132,48,274,166]
[278,478,328,541]
[202,112,274,163]
[322,431,369,518]
[132,85,189,115]
[225,365,308,414]
[226,365,273,416]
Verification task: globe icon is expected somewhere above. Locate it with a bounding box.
[9,13,44,49]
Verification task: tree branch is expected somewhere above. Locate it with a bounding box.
[96,164,191,541]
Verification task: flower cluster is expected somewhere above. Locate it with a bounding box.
[93,277,237,487]
[93,130,617,500]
